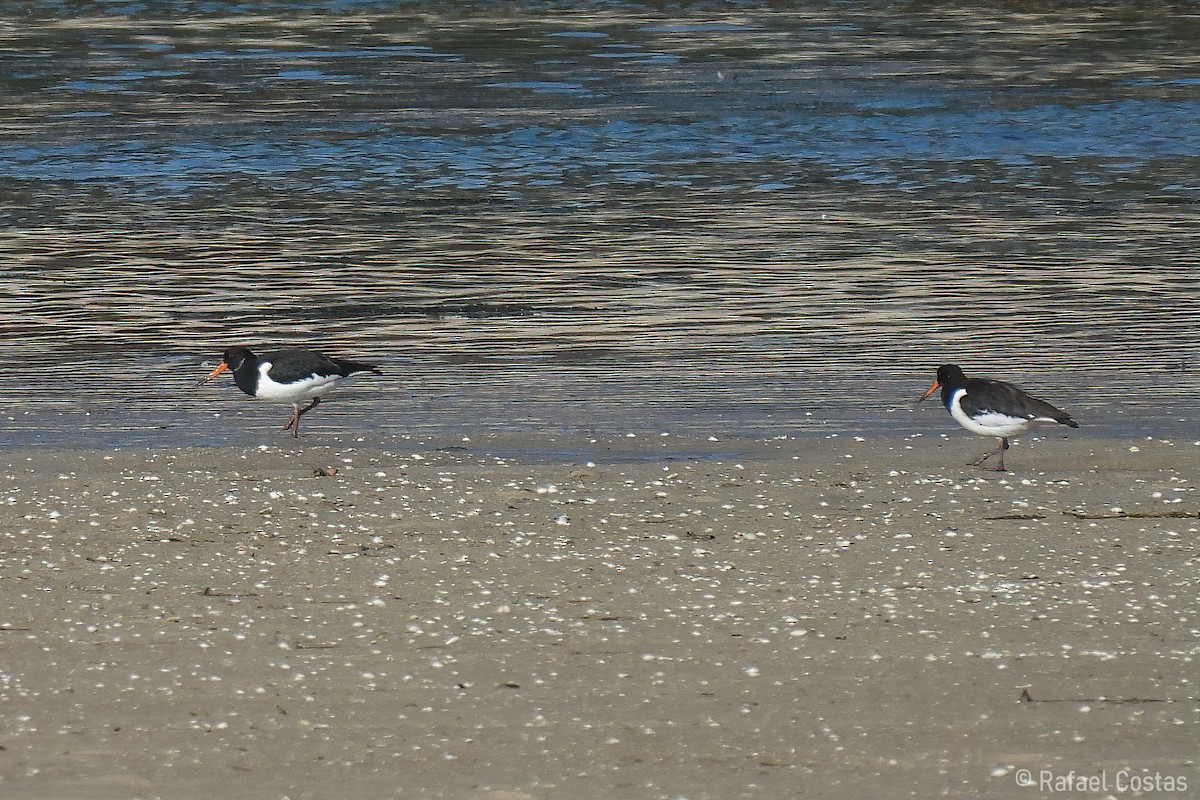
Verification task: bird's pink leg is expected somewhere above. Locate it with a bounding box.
[969,437,1009,470]
[995,437,1009,471]
[283,405,301,436]
[283,398,322,438]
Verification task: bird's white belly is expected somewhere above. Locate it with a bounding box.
[949,389,1041,437]
[254,363,343,404]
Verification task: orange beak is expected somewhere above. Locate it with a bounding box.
[919,378,940,402]
[197,361,229,387]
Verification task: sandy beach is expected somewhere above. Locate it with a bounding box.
[0,432,1196,799]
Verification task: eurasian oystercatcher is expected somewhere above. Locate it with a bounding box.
[198,346,382,438]
[919,364,1078,471]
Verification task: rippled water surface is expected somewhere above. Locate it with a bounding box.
[2,2,1198,447]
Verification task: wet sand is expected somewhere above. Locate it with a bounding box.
[0,432,1196,799]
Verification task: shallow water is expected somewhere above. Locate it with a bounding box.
[1,2,1198,448]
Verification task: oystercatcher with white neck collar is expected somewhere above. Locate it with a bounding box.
[198,346,382,438]
[919,364,1078,471]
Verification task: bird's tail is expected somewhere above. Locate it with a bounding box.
[333,357,383,376]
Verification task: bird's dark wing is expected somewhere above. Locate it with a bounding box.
[962,378,1077,426]
[262,350,349,383]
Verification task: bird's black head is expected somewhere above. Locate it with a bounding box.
[919,363,967,402]
[221,346,254,371]
[936,364,967,387]
[198,346,255,387]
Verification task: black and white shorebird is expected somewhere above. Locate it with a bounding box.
[198,346,382,438]
[919,364,1078,471]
